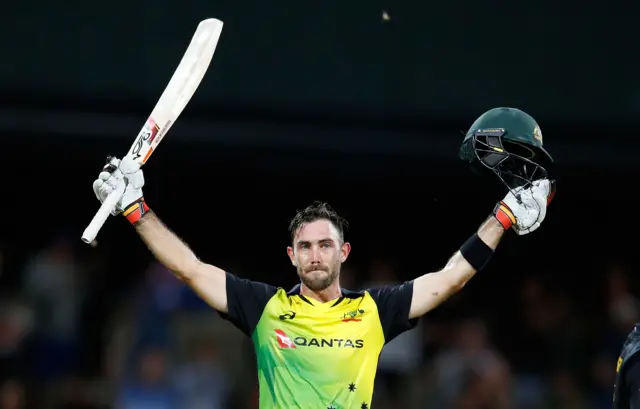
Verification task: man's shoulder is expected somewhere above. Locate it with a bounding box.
[342,287,367,298]
[225,272,282,293]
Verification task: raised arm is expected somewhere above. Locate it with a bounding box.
[409,216,503,319]
[134,211,229,312]
[92,155,229,313]
[409,179,554,319]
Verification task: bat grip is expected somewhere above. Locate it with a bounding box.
[81,183,126,244]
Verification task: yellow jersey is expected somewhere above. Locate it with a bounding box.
[219,272,417,409]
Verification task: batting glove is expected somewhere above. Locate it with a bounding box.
[92,155,149,225]
[493,179,555,235]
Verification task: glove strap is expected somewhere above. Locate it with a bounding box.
[493,201,516,230]
[123,197,149,225]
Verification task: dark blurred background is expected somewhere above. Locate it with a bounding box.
[0,1,637,408]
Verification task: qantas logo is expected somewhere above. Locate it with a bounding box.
[275,330,296,348]
[274,330,363,349]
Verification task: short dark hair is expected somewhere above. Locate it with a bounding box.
[289,201,349,242]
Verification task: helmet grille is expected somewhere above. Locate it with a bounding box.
[472,131,549,192]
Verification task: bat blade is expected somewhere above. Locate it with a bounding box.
[128,18,223,165]
[81,18,224,244]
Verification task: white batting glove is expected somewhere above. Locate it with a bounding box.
[92,155,149,224]
[493,179,555,235]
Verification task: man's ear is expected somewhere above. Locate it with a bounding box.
[287,246,297,266]
[340,242,351,263]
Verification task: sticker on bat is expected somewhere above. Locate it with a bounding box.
[131,118,160,160]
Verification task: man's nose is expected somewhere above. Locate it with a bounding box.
[310,247,322,263]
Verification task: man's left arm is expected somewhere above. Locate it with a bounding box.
[409,179,554,319]
[409,216,503,319]
[368,215,504,342]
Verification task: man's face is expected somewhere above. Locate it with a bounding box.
[287,219,351,292]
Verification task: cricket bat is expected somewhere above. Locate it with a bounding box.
[81,18,224,244]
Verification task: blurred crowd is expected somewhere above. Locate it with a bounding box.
[0,233,635,409]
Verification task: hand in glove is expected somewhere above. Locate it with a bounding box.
[493,179,555,235]
[92,155,149,225]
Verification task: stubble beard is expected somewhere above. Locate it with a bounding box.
[298,264,340,292]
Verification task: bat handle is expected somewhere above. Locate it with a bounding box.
[81,183,126,244]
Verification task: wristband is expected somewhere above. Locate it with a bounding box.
[459,233,494,271]
[123,197,149,225]
[493,201,516,230]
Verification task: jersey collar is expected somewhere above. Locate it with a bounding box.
[287,284,363,307]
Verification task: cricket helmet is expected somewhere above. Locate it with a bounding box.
[459,107,554,193]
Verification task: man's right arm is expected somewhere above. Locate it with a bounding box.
[94,155,275,325]
[134,211,230,313]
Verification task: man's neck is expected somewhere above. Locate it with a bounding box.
[300,282,342,303]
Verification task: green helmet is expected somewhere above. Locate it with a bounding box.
[459,107,554,192]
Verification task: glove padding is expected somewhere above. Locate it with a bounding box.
[92,155,145,215]
[499,179,553,235]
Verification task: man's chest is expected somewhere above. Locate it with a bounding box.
[258,297,385,353]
